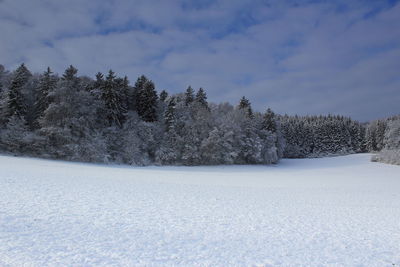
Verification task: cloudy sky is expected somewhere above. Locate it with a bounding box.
[1,0,399,121]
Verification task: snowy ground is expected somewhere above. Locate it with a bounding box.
[0,154,399,266]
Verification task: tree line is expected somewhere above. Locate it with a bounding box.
[368,115,400,165]
[0,64,398,165]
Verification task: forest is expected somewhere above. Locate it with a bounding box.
[0,64,399,165]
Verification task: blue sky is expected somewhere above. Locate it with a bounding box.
[0,0,399,121]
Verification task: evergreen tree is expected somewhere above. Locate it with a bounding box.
[195,87,208,109]
[114,76,129,122]
[365,120,386,152]
[164,97,176,132]
[121,76,131,111]
[185,86,194,105]
[101,70,126,127]
[262,108,285,158]
[0,64,5,94]
[135,75,158,122]
[262,108,277,133]
[281,115,364,158]
[159,90,168,102]
[133,75,147,109]
[62,65,78,81]
[238,96,253,118]
[92,72,104,91]
[34,67,57,127]
[7,63,31,119]
[384,119,400,150]
[375,120,387,151]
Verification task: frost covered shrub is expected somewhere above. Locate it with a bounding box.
[121,113,160,166]
[372,119,400,165]
[372,150,400,165]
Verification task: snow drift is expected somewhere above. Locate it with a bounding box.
[0,153,399,266]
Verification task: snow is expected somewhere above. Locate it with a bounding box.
[0,154,399,266]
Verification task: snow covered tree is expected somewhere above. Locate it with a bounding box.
[200,127,236,165]
[180,103,211,165]
[262,108,285,159]
[365,120,386,152]
[195,87,208,110]
[281,116,309,158]
[91,72,104,92]
[262,108,277,133]
[0,64,6,94]
[281,115,363,158]
[39,66,108,161]
[159,90,168,102]
[164,97,176,132]
[118,76,132,112]
[120,113,161,165]
[238,96,253,119]
[0,115,29,153]
[375,120,387,151]
[384,119,400,150]
[155,129,182,165]
[372,117,400,165]
[155,97,182,164]
[34,67,58,127]
[231,109,263,164]
[101,70,127,127]
[0,63,375,166]
[185,86,195,105]
[135,75,158,122]
[62,65,78,80]
[6,63,31,119]
[0,66,11,127]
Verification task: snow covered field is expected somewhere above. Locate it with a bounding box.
[0,154,399,266]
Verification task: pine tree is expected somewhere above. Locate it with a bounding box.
[164,97,176,132]
[195,87,208,109]
[93,72,104,91]
[238,96,253,118]
[115,76,133,112]
[133,75,147,103]
[262,108,277,133]
[235,111,263,163]
[121,76,130,112]
[114,76,129,123]
[185,86,194,105]
[0,64,5,94]
[155,97,181,164]
[101,70,126,127]
[375,120,387,151]
[7,63,31,119]
[62,65,78,81]
[35,67,57,127]
[159,90,168,102]
[135,75,158,122]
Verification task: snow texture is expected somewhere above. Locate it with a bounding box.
[0,154,399,266]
